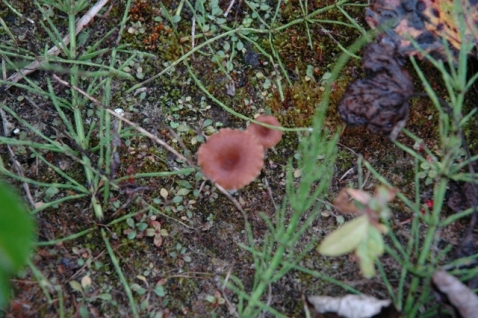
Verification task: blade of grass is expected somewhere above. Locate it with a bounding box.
[101,229,139,318]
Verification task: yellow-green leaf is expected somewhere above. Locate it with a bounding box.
[367,226,385,256]
[318,215,369,256]
[356,239,376,278]
[81,275,91,292]
[69,280,83,293]
[160,188,168,199]
[355,226,385,277]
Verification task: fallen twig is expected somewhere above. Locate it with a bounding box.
[0,107,36,208]
[1,60,35,208]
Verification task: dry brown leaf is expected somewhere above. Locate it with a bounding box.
[432,270,478,318]
[306,294,399,318]
[333,189,360,214]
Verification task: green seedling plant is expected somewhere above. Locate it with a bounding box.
[169,243,192,268]
[205,291,226,313]
[124,216,149,240]
[130,275,167,312]
[145,220,169,247]
[69,275,114,317]
[318,186,394,277]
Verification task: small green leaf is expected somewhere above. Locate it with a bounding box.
[141,298,149,310]
[177,180,193,189]
[356,240,375,278]
[137,223,148,232]
[45,186,59,201]
[417,171,427,179]
[306,65,314,78]
[318,215,369,256]
[336,215,345,224]
[0,183,35,308]
[172,196,183,203]
[131,283,147,295]
[177,188,190,196]
[79,305,89,318]
[127,230,137,240]
[248,2,259,9]
[96,293,112,301]
[211,7,223,16]
[355,226,384,277]
[420,162,430,169]
[126,218,135,228]
[69,280,83,293]
[154,285,165,297]
[205,295,216,303]
[223,41,230,51]
[367,226,385,256]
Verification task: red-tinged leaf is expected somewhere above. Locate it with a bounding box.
[333,189,360,214]
[150,220,161,229]
[345,189,372,205]
[154,235,163,247]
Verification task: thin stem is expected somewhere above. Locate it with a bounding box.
[101,229,139,318]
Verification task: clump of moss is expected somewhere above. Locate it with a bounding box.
[266,79,323,127]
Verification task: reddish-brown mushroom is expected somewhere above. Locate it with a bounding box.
[197,128,264,190]
[246,115,283,148]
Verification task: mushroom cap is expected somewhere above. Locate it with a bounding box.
[246,115,283,148]
[197,128,264,190]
